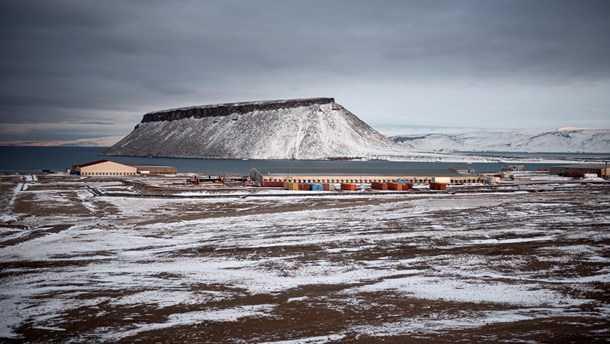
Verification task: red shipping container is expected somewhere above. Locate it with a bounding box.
[387,182,402,190]
[430,182,447,190]
[402,183,413,190]
[299,183,311,191]
[341,183,357,191]
[371,182,388,190]
[323,183,330,191]
[262,181,284,187]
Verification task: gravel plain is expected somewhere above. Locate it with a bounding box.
[1,174,609,343]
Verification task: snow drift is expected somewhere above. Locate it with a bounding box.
[104,98,394,159]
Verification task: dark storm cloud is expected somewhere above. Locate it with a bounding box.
[1,0,609,140]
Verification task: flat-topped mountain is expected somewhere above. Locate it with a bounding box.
[104,98,394,159]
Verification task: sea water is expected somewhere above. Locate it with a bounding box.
[0,146,607,174]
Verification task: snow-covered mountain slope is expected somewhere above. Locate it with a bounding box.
[104,98,394,159]
[390,128,610,153]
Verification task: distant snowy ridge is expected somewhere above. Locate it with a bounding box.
[105,98,395,159]
[390,129,610,153]
[0,136,122,147]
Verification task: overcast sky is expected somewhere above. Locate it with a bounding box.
[1,0,609,141]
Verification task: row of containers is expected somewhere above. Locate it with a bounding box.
[262,181,448,191]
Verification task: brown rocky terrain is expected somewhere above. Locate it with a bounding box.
[0,175,608,343]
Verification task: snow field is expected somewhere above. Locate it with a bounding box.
[1,180,609,342]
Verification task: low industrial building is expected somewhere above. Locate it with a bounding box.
[549,164,609,178]
[72,160,137,176]
[72,160,177,176]
[249,167,484,185]
[131,163,177,175]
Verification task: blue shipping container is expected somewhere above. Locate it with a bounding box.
[307,183,324,191]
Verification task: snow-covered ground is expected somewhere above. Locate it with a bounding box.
[1,175,609,342]
[391,128,610,154]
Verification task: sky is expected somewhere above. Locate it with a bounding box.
[1,0,609,142]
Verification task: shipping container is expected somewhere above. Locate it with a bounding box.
[430,182,447,190]
[323,183,330,191]
[308,183,324,191]
[262,181,284,187]
[341,183,357,191]
[432,177,451,184]
[402,183,413,190]
[387,182,402,190]
[371,182,388,190]
[299,183,311,191]
[283,182,299,190]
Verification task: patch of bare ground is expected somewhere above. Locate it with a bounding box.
[12,192,91,217]
[136,197,408,225]
[1,177,609,343]
[410,318,610,344]
[89,199,120,217]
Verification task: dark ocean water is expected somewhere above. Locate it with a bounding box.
[0,146,606,174]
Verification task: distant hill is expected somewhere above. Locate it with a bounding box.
[0,136,122,147]
[390,128,610,153]
[104,98,394,159]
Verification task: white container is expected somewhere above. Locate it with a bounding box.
[485,176,500,184]
[432,177,451,184]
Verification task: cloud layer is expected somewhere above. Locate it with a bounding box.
[1,0,609,141]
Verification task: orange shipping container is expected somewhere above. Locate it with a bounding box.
[430,182,447,190]
[387,182,402,190]
[262,181,284,187]
[341,183,357,191]
[323,183,330,191]
[371,182,388,190]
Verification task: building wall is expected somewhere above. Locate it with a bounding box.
[80,161,138,176]
[550,166,609,177]
[261,174,482,184]
[135,166,177,174]
[249,168,483,184]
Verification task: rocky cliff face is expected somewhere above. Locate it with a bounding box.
[104,98,394,159]
[141,98,335,123]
